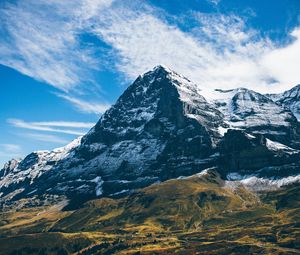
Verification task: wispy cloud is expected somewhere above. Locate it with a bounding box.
[86,7,277,93]
[24,133,70,144]
[0,0,112,91]
[0,0,113,115]
[7,118,93,135]
[30,121,95,128]
[56,94,110,114]
[90,9,264,90]
[0,143,22,161]
[207,0,221,6]
[1,144,21,152]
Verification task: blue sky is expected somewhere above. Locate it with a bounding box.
[0,0,299,166]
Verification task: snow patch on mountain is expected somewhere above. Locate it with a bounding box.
[226,173,300,191]
[266,139,298,154]
[0,158,22,177]
[240,175,300,190]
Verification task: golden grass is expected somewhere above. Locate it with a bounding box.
[0,171,299,254]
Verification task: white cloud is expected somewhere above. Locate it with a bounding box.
[0,0,299,97]
[261,28,300,92]
[24,133,70,144]
[90,9,270,92]
[56,94,110,114]
[7,118,91,135]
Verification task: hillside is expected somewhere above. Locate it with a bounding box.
[0,170,299,255]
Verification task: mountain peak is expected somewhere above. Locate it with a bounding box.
[137,65,201,102]
[140,65,172,79]
[152,64,172,72]
[86,63,223,147]
[214,87,255,94]
[204,87,261,103]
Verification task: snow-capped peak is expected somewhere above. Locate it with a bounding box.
[140,64,198,92]
[0,158,22,178]
[152,64,173,73]
[53,136,82,154]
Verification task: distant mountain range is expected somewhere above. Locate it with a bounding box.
[1,65,300,209]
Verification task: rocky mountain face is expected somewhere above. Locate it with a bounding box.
[1,66,300,208]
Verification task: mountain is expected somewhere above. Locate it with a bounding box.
[1,66,300,209]
[268,84,300,120]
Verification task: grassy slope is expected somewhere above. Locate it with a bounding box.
[0,170,299,255]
